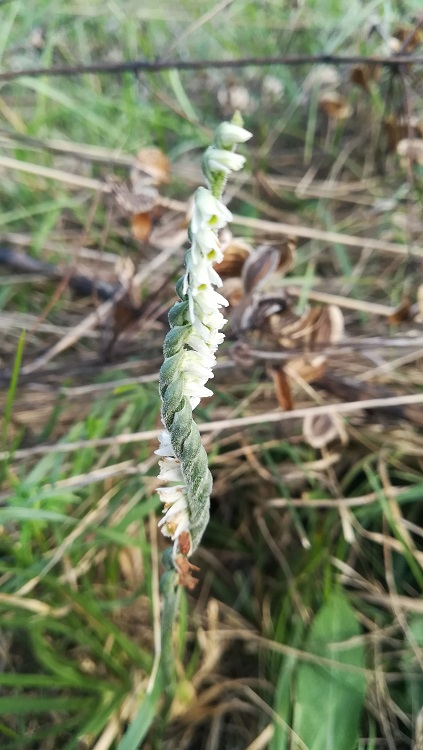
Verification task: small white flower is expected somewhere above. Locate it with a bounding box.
[214,122,253,148]
[158,457,184,483]
[154,429,175,457]
[157,485,186,505]
[204,147,246,176]
[157,487,190,539]
[184,381,214,409]
[159,499,190,539]
[186,331,217,363]
[194,287,229,314]
[191,187,232,233]
[191,226,221,265]
[181,350,214,383]
[186,255,223,291]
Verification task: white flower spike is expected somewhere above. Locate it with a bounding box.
[157,115,252,577]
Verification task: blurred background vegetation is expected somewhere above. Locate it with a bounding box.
[0,1,423,748]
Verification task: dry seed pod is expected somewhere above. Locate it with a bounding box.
[318,91,352,120]
[303,412,348,449]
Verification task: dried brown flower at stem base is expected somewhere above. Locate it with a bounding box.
[177,531,192,557]
[175,555,200,591]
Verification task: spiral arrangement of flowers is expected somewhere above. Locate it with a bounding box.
[156,119,252,584]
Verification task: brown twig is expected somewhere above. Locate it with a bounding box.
[2,392,423,461]
[0,53,422,84]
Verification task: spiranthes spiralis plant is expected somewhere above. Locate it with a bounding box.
[155,116,252,677]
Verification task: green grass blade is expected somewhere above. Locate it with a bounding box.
[115,670,163,750]
[2,330,25,450]
[292,591,366,750]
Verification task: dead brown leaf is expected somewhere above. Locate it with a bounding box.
[131,212,153,242]
[214,237,252,278]
[269,366,294,411]
[132,147,170,185]
[303,412,348,449]
[318,91,352,120]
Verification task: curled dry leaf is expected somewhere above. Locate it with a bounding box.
[303,412,348,449]
[318,91,352,120]
[214,237,252,278]
[131,212,152,242]
[397,138,423,167]
[349,63,381,92]
[279,305,344,350]
[269,366,293,411]
[231,290,288,333]
[391,24,423,53]
[131,147,170,186]
[382,115,423,152]
[275,354,327,415]
[285,354,327,383]
[242,244,281,294]
[242,240,296,294]
[388,296,412,325]
[106,175,158,214]
[313,305,344,346]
